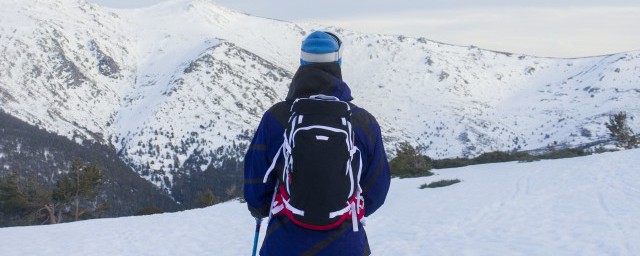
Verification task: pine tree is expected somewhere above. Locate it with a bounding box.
[606,112,638,149]
[0,172,29,215]
[0,172,54,224]
[197,189,218,207]
[389,142,433,178]
[52,160,106,221]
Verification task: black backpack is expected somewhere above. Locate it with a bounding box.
[263,95,364,231]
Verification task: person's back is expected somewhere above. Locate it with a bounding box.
[244,31,391,256]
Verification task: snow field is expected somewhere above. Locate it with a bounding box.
[1,149,639,255]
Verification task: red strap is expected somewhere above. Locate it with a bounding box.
[272,185,365,231]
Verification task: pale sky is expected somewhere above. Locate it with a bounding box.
[90,0,640,58]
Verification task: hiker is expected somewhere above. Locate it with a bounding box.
[244,31,391,256]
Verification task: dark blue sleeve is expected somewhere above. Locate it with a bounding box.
[243,111,285,218]
[355,114,391,217]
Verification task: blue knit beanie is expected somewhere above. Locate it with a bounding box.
[300,31,342,66]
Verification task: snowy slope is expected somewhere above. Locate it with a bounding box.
[1,0,639,191]
[1,149,639,255]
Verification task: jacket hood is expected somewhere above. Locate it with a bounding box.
[285,62,353,103]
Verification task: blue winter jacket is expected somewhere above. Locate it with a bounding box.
[244,63,391,256]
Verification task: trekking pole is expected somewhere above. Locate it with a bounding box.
[251,217,262,256]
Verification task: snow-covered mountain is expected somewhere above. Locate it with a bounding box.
[1,149,639,255]
[1,0,639,191]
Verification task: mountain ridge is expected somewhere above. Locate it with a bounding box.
[1,0,638,194]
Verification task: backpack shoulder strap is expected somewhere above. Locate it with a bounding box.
[267,101,292,128]
[260,102,292,183]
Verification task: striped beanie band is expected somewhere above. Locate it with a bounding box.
[300,31,342,66]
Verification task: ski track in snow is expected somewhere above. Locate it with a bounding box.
[1,149,639,255]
